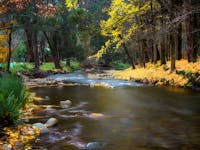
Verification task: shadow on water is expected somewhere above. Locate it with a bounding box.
[30,72,200,150]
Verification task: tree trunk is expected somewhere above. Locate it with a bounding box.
[153,42,157,64]
[165,34,170,61]
[150,40,154,63]
[7,27,12,72]
[43,31,62,69]
[170,0,176,72]
[52,32,62,69]
[170,33,176,72]
[160,15,166,65]
[150,0,157,64]
[176,24,182,60]
[192,12,198,62]
[32,0,40,70]
[160,37,166,65]
[122,42,135,69]
[33,31,40,70]
[24,28,34,62]
[142,39,147,68]
[40,34,45,63]
[184,0,194,62]
[119,35,135,69]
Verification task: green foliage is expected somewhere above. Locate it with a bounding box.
[112,61,130,70]
[40,63,55,71]
[66,0,79,10]
[10,63,33,74]
[69,8,89,24]
[73,45,86,61]
[0,74,29,126]
[176,70,197,86]
[94,0,159,61]
[0,93,22,126]
[39,62,72,72]
[70,59,81,70]
[12,42,26,62]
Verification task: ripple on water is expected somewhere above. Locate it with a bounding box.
[48,72,144,88]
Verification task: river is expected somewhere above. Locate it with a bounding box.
[30,72,200,150]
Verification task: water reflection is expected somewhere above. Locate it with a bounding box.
[31,85,200,150]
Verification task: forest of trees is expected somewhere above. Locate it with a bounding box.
[98,0,200,72]
[0,0,200,72]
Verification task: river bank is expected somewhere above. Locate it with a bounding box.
[0,92,60,150]
[0,94,42,150]
[19,60,200,90]
[113,60,200,90]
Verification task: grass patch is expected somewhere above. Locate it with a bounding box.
[40,62,73,72]
[10,63,33,74]
[40,63,55,71]
[1,60,81,74]
[70,60,81,71]
[112,61,130,70]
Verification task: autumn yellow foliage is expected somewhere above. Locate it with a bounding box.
[0,20,16,63]
[0,45,8,63]
[0,32,9,63]
[114,59,200,87]
[1,125,40,149]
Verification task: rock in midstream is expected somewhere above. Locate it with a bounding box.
[87,113,105,119]
[60,100,72,108]
[33,118,58,133]
[86,142,106,150]
[45,118,58,127]
[33,123,49,134]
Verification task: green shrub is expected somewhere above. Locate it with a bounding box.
[0,93,22,126]
[70,59,81,70]
[12,42,26,62]
[0,74,29,126]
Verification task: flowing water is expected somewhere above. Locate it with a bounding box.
[30,72,200,150]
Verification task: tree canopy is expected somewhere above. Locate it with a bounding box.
[0,0,199,72]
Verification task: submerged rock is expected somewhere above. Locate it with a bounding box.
[60,100,72,108]
[33,123,49,134]
[86,142,106,149]
[45,96,50,100]
[44,105,56,113]
[87,113,105,119]
[45,118,58,127]
[67,139,86,149]
[33,118,58,133]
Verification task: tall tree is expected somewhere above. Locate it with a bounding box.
[184,0,194,62]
